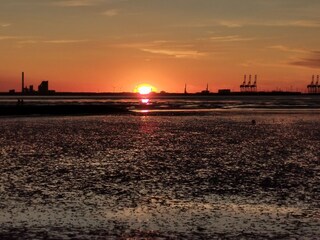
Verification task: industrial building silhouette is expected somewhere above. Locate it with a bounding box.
[20,72,55,94]
[4,71,320,95]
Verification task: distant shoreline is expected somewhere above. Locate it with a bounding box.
[1,93,319,116]
[1,91,317,97]
[1,103,320,117]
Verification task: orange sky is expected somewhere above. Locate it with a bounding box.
[1,0,320,93]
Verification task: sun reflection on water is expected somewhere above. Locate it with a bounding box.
[141,98,150,104]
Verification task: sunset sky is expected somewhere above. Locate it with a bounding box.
[1,0,320,93]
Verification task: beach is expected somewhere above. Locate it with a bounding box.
[3,0,320,237]
[0,102,319,239]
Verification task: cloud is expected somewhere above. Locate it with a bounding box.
[261,20,320,28]
[102,9,119,17]
[115,40,206,58]
[179,19,320,29]
[209,35,254,42]
[11,38,89,49]
[43,39,88,44]
[217,19,320,28]
[0,36,19,41]
[217,20,243,28]
[17,40,39,44]
[0,23,11,28]
[291,51,320,69]
[53,0,102,7]
[0,35,89,44]
[141,48,206,59]
[269,45,309,54]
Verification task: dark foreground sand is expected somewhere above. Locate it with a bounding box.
[0,111,319,239]
[0,104,129,116]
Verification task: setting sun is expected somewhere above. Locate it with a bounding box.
[134,84,157,95]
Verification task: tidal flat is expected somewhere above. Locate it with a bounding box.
[0,112,319,239]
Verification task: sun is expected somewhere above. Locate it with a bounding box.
[138,86,152,95]
[134,84,157,95]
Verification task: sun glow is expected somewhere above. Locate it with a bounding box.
[134,84,157,95]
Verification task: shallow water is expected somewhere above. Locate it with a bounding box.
[1,95,320,110]
[0,112,319,239]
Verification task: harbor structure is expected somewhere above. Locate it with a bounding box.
[307,75,319,94]
[240,74,258,92]
[251,75,257,92]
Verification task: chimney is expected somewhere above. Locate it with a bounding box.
[22,72,24,93]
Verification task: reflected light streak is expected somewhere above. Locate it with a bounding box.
[141,98,150,104]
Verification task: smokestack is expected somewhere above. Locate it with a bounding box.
[22,72,24,93]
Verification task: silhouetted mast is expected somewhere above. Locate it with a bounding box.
[184,84,187,94]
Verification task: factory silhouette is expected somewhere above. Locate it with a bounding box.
[4,71,320,95]
[9,72,55,95]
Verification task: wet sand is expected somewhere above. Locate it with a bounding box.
[0,104,129,116]
[0,112,319,239]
